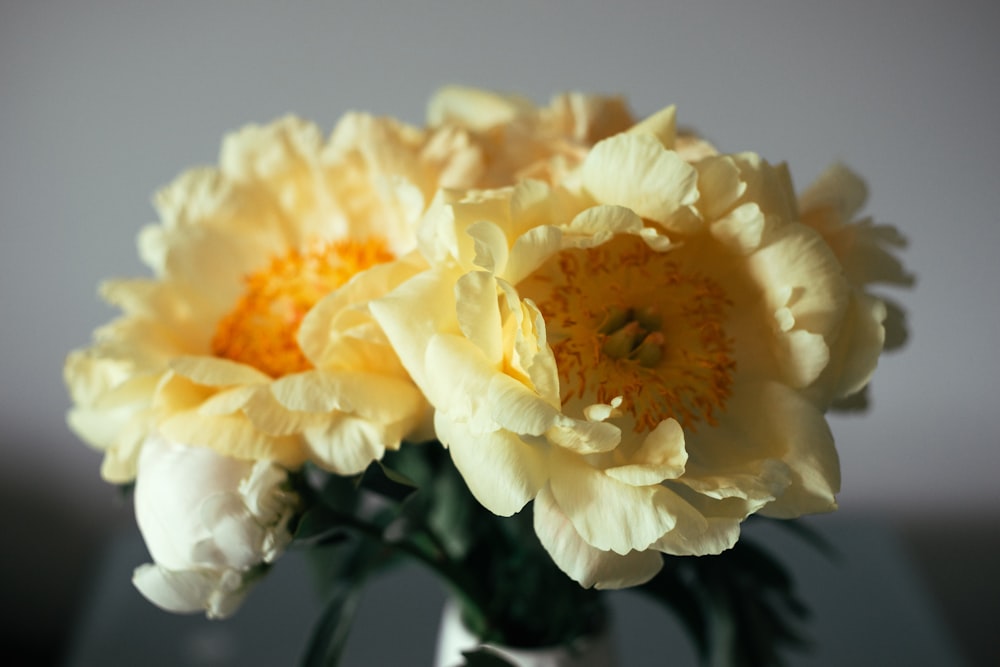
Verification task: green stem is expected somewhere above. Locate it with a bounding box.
[322,507,494,636]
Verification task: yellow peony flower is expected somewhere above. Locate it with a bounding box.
[65,113,473,482]
[371,107,874,589]
[427,85,635,187]
[799,163,914,358]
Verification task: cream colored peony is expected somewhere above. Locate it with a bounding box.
[799,163,914,362]
[131,433,297,619]
[427,85,635,187]
[371,108,880,588]
[64,114,475,482]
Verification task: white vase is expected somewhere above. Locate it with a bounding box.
[433,599,617,667]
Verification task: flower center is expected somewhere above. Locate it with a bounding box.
[520,234,735,431]
[211,237,395,378]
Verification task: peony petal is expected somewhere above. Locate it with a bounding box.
[816,290,886,401]
[159,412,307,469]
[427,85,533,130]
[776,328,831,389]
[565,205,645,249]
[195,493,264,570]
[437,414,546,517]
[241,388,314,436]
[132,564,224,615]
[270,369,425,424]
[370,268,460,391]
[304,414,391,475]
[696,155,747,222]
[196,386,257,416]
[546,416,621,455]
[652,490,743,556]
[533,485,663,589]
[170,356,271,387]
[455,271,503,364]
[488,373,560,436]
[605,418,687,485]
[467,219,510,275]
[297,253,427,366]
[581,134,699,231]
[711,203,767,255]
[503,224,563,286]
[625,105,677,149]
[748,222,849,339]
[549,452,677,554]
[799,162,868,222]
[705,381,839,518]
[423,333,499,429]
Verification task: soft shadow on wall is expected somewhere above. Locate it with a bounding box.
[0,443,131,667]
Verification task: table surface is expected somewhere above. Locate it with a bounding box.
[65,514,968,666]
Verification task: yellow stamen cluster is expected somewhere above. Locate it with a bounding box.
[521,234,735,431]
[211,238,394,378]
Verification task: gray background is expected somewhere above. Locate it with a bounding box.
[2,1,998,664]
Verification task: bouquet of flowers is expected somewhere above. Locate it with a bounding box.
[65,86,911,666]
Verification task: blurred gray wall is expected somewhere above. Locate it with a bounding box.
[2,0,998,663]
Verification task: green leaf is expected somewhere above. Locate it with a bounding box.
[299,578,363,667]
[291,506,352,547]
[377,460,419,488]
[299,530,388,666]
[358,460,419,504]
[320,471,362,513]
[639,535,815,667]
[461,647,517,667]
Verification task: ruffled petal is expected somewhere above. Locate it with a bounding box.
[437,414,546,517]
[549,452,677,554]
[581,134,699,232]
[533,485,663,589]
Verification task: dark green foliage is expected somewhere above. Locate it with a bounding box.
[638,519,821,667]
[291,446,820,667]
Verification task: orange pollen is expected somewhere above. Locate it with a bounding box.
[519,234,735,431]
[211,237,395,378]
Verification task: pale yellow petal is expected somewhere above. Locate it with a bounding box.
[652,491,744,556]
[467,220,510,274]
[427,85,533,130]
[159,412,306,469]
[546,416,621,455]
[270,370,425,425]
[815,290,886,401]
[241,388,314,436]
[707,382,840,518]
[565,205,645,248]
[369,268,461,390]
[455,271,503,364]
[503,224,563,286]
[304,414,392,475]
[436,414,546,517]
[297,253,426,366]
[533,485,663,589]
[605,418,687,485]
[748,224,849,336]
[170,356,271,387]
[710,203,767,255]
[488,373,560,436]
[196,386,257,416]
[625,104,676,149]
[423,333,499,430]
[696,155,747,222]
[581,134,699,232]
[549,453,677,554]
[799,162,868,222]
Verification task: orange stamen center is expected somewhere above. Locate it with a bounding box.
[520,234,735,431]
[211,238,395,378]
